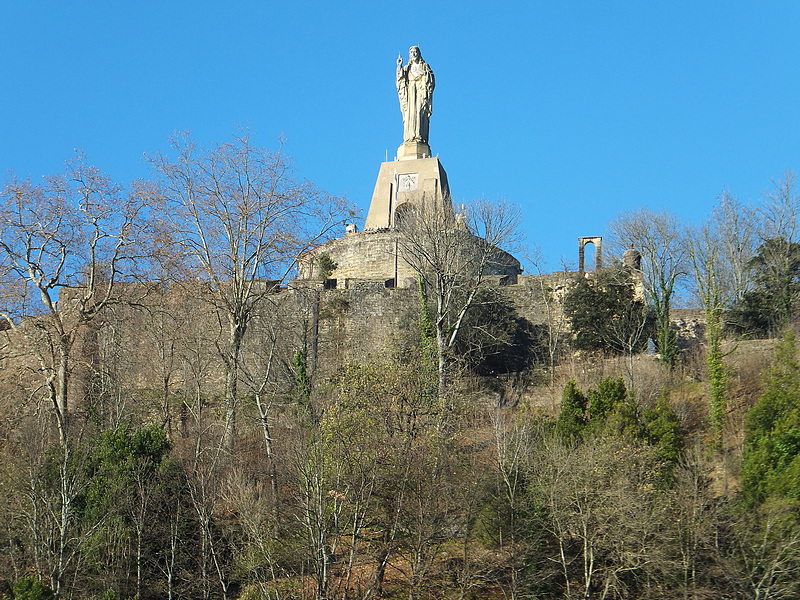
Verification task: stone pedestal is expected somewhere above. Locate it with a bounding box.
[363,157,451,230]
[397,141,432,160]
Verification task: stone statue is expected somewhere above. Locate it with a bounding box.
[396,46,435,145]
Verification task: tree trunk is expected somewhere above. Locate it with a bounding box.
[55,343,70,446]
[437,324,447,400]
[256,398,280,529]
[224,321,243,453]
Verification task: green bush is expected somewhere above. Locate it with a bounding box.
[12,577,53,600]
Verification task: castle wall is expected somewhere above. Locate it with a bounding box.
[503,272,578,323]
[298,231,418,287]
[313,283,420,371]
[299,230,523,288]
[3,270,698,413]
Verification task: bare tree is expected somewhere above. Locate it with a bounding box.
[139,287,188,436]
[239,294,300,528]
[186,435,232,600]
[530,435,675,600]
[759,172,800,250]
[0,157,150,445]
[751,173,800,332]
[398,196,521,396]
[672,449,721,598]
[687,192,757,448]
[610,209,688,368]
[710,192,759,305]
[488,410,537,600]
[720,500,800,600]
[151,131,350,451]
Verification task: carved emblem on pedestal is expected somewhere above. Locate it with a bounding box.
[398,173,419,191]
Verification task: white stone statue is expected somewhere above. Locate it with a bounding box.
[396,46,435,145]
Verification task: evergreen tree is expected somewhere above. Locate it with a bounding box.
[12,577,54,600]
[587,376,627,424]
[728,238,800,338]
[563,267,654,357]
[556,380,587,441]
[641,394,685,482]
[742,331,800,505]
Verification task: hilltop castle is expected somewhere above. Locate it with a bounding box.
[298,46,522,288]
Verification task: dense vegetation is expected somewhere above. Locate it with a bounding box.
[3,142,800,600]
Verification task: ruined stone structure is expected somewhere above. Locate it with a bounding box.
[622,246,642,270]
[578,236,602,273]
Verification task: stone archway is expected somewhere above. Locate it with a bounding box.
[578,236,602,273]
[393,202,416,228]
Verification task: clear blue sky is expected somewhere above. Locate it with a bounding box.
[3,2,799,270]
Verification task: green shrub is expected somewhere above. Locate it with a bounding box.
[12,577,53,600]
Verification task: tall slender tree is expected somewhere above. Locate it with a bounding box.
[610,209,688,368]
[151,131,350,451]
[688,192,757,447]
[398,196,521,397]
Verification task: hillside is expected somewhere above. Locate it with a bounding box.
[1,279,798,600]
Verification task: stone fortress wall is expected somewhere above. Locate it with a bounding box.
[299,269,582,371]
[0,273,568,407]
[0,249,683,416]
[298,227,523,291]
[298,231,418,287]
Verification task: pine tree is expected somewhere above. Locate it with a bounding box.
[742,331,800,505]
[557,380,587,441]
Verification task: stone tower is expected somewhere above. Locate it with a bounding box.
[363,156,451,231]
